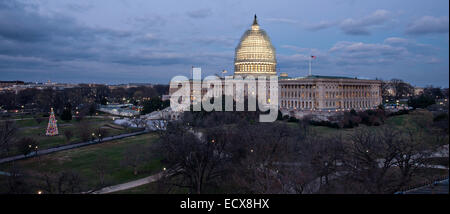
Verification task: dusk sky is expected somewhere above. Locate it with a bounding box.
[0,0,448,87]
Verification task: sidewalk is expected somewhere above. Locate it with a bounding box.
[90,171,166,194]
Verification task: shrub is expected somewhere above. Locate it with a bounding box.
[408,94,435,109]
[16,137,38,156]
[288,117,299,123]
[64,129,74,143]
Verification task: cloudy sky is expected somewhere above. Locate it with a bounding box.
[0,0,448,87]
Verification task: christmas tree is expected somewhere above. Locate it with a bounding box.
[46,108,59,136]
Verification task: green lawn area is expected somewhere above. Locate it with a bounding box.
[1,117,141,158]
[11,116,110,128]
[0,133,162,193]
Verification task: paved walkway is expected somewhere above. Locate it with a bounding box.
[0,130,148,164]
[0,171,12,176]
[89,171,166,194]
[403,178,449,194]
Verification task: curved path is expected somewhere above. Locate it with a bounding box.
[89,171,166,194]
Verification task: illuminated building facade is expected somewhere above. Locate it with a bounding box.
[234,15,277,77]
[169,15,382,113]
[278,75,382,111]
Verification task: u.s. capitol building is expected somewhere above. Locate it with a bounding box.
[169,15,382,116]
[234,15,381,112]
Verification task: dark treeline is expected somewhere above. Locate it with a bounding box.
[153,108,447,194]
[0,84,169,116]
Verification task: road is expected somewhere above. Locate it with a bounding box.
[89,171,166,194]
[0,130,148,164]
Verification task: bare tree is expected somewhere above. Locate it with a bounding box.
[34,114,44,125]
[64,129,74,143]
[341,125,438,194]
[16,137,39,157]
[158,123,232,194]
[145,118,168,135]
[390,79,414,99]
[38,170,84,194]
[129,116,144,128]
[76,121,93,142]
[94,127,109,143]
[94,156,110,188]
[6,165,32,194]
[0,120,18,156]
[121,145,148,175]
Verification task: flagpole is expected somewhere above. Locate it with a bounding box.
[309,56,311,76]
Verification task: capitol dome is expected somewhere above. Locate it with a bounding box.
[234,15,277,77]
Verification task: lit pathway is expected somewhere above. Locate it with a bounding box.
[0,130,148,164]
[89,171,166,194]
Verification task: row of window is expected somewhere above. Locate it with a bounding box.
[282,84,376,90]
[325,91,377,98]
[281,100,316,109]
[281,99,375,109]
[235,63,275,72]
[281,84,315,89]
[281,91,316,99]
[325,100,373,108]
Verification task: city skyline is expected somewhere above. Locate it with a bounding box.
[0,0,448,87]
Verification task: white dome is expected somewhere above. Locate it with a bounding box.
[234,15,277,76]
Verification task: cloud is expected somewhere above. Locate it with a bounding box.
[329,40,407,67]
[340,9,392,35]
[306,21,337,31]
[305,10,393,35]
[65,3,94,13]
[281,45,311,52]
[327,37,438,67]
[405,16,449,35]
[128,15,167,29]
[193,36,235,46]
[383,37,435,54]
[186,8,212,19]
[330,41,407,58]
[264,18,298,24]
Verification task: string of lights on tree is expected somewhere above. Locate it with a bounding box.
[46,108,59,136]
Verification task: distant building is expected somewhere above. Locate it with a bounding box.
[97,104,141,117]
[0,80,24,88]
[414,87,424,96]
[279,75,382,111]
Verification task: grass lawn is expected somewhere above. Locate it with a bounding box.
[0,133,162,193]
[281,110,448,144]
[11,116,110,128]
[1,117,141,158]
